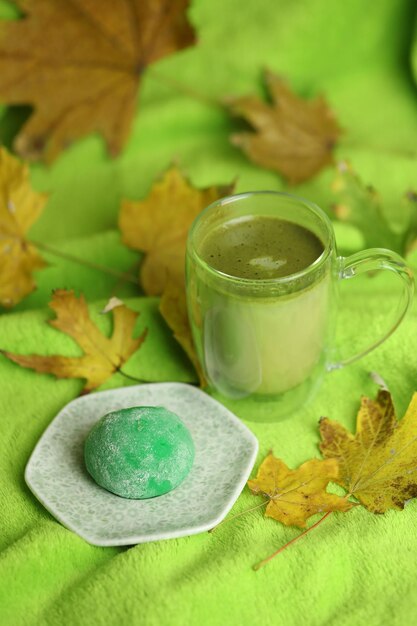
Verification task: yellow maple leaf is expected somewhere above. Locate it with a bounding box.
[320,389,417,513]
[159,278,206,387]
[227,69,341,184]
[0,146,47,307]
[248,453,352,528]
[0,0,195,162]
[119,166,235,295]
[2,290,147,393]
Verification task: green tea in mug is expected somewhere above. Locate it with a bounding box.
[188,213,330,397]
[186,192,413,414]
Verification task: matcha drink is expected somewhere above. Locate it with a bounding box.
[188,216,331,396]
[199,217,324,280]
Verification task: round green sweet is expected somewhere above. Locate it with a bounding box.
[84,406,195,499]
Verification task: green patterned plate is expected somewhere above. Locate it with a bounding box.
[25,383,258,546]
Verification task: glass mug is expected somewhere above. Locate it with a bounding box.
[185,191,414,416]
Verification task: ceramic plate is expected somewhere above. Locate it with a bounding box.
[25,383,258,546]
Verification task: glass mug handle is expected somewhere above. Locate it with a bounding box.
[328,248,415,370]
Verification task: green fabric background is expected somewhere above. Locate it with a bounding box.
[1,1,417,625]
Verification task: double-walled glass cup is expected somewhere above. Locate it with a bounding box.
[186,192,414,417]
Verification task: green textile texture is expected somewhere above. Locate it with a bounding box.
[1,1,417,625]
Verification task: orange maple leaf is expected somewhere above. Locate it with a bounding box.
[2,290,147,392]
[248,453,352,528]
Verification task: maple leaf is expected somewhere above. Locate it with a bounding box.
[247,453,352,528]
[2,290,147,392]
[0,0,195,162]
[159,278,206,387]
[331,161,417,255]
[0,146,47,307]
[119,166,235,295]
[319,389,417,513]
[227,69,341,184]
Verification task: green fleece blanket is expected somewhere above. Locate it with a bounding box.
[2,1,417,625]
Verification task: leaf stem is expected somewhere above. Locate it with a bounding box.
[30,239,140,285]
[253,511,333,571]
[117,368,154,385]
[208,500,269,533]
[341,139,416,160]
[147,68,224,109]
[117,368,199,388]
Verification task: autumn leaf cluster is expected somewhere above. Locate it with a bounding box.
[250,388,417,527]
[223,387,417,568]
[0,0,347,378]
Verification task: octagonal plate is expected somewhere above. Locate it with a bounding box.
[25,383,258,546]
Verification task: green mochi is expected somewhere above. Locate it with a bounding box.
[84,406,195,499]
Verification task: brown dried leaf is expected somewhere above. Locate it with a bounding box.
[248,453,352,528]
[227,69,341,184]
[119,166,235,295]
[0,146,47,307]
[0,0,195,162]
[320,389,417,513]
[2,290,147,392]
